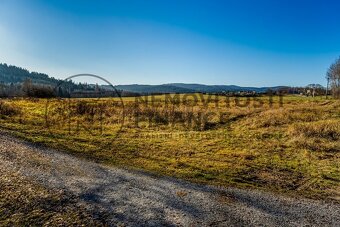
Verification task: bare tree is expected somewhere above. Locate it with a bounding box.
[327,57,340,98]
[22,78,33,96]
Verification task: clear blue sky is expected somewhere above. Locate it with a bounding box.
[0,0,339,86]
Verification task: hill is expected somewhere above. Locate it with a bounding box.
[111,83,285,94]
[113,84,196,94]
[166,83,285,93]
[1,63,285,94]
[0,63,61,85]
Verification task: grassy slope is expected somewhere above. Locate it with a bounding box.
[0,95,339,200]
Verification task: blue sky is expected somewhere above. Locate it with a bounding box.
[0,0,339,86]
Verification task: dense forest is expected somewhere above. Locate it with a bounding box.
[0,63,123,98]
[0,63,61,85]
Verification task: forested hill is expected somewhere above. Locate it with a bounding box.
[113,84,286,94]
[0,63,61,85]
[0,63,288,94]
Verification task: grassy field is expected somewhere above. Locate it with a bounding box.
[0,94,339,200]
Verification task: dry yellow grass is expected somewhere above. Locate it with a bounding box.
[0,95,339,200]
[0,101,21,117]
[288,120,340,152]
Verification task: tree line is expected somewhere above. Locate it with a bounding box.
[1,61,340,98]
[0,63,128,98]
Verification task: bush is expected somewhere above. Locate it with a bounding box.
[25,85,56,98]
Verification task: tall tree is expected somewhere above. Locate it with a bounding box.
[22,78,33,96]
[327,57,340,98]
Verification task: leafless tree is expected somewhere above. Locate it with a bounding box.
[327,57,340,98]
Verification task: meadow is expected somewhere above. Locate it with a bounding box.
[0,94,339,200]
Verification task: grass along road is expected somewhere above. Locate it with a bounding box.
[1,131,340,226]
[0,95,339,199]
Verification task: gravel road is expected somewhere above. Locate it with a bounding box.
[0,131,339,226]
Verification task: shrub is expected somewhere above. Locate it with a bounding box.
[25,85,56,98]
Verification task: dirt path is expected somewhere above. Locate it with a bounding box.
[0,131,339,226]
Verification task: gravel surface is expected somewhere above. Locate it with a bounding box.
[0,131,339,226]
